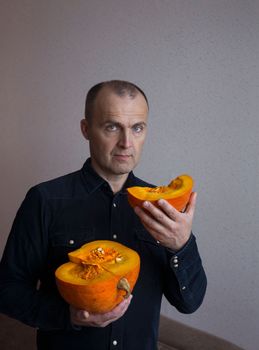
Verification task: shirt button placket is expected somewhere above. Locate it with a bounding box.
[110,322,122,349]
[110,196,124,350]
[111,199,119,241]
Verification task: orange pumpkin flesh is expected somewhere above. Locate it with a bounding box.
[55,240,140,313]
[127,174,193,211]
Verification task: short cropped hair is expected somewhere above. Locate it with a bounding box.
[84,80,149,120]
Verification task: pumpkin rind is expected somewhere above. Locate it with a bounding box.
[55,240,140,313]
[127,174,193,211]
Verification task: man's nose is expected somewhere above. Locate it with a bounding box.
[118,129,132,148]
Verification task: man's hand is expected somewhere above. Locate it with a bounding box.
[134,192,197,251]
[70,295,133,328]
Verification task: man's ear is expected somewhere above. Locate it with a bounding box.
[81,118,90,140]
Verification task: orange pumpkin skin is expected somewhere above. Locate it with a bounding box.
[55,240,140,314]
[127,174,193,212]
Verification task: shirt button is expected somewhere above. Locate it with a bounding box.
[174,264,179,268]
[113,234,117,239]
[69,239,74,245]
[182,286,186,290]
[113,203,117,207]
[112,340,118,346]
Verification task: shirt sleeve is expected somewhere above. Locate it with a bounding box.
[0,187,72,330]
[163,234,207,313]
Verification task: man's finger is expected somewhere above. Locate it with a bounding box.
[157,199,179,221]
[102,295,133,321]
[185,192,197,216]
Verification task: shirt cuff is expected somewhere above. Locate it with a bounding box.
[166,233,201,271]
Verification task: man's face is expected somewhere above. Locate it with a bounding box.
[81,87,148,180]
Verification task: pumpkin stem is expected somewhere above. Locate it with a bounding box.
[117,277,130,298]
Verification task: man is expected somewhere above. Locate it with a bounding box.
[0,80,207,349]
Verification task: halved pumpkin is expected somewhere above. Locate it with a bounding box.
[55,240,140,313]
[127,174,193,211]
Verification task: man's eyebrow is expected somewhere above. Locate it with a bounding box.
[102,120,147,127]
[132,121,147,127]
[103,120,122,125]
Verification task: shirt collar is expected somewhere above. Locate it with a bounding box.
[81,158,138,195]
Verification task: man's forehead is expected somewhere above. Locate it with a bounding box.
[92,89,148,120]
[102,115,147,124]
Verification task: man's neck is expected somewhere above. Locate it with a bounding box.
[107,175,128,193]
[90,161,129,193]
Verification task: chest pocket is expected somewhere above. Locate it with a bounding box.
[49,228,95,266]
[134,228,165,285]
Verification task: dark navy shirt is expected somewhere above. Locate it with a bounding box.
[0,159,207,350]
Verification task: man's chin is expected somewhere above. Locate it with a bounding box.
[112,162,135,175]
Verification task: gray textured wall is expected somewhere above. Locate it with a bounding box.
[1,1,258,349]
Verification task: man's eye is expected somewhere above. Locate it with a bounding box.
[106,124,118,132]
[133,124,144,133]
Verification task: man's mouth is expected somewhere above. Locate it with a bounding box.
[113,154,132,160]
